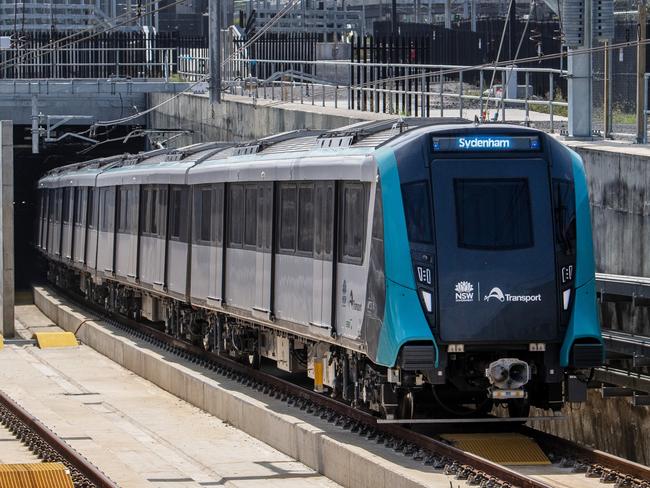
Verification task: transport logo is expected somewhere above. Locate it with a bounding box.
[483,285,542,303]
[485,287,505,302]
[454,281,474,302]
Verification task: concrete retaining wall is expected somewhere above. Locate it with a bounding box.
[33,285,457,488]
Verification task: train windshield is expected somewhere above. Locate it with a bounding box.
[429,157,559,344]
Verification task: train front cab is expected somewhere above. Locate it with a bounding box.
[375,127,603,414]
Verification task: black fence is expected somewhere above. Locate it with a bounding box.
[0,31,207,79]
[239,32,318,80]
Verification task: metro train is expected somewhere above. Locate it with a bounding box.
[37,119,603,419]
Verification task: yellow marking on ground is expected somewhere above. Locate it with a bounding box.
[0,335,3,350]
[0,463,74,488]
[442,432,551,465]
[34,332,79,349]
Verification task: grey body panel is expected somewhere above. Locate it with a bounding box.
[115,233,138,279]
[190,243,222,303]
[97,230,114,274]
[225,248,259,312]
[139,235,166,288]
[167,240,189,297]
[61,222,73,260]
[86,228,98,270]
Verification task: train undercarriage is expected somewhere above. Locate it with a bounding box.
[48,261,577,421]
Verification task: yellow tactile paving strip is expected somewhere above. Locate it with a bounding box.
[0,463,74,488]
[442,433,551,466]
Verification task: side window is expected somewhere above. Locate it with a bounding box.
[297,184,314,254]
[278,184,297,252]
[257,183,273,251]
[314,182,334,260]
[117,186,138,234]
[55,188,63,223]
[200,187,213,242]
[339,183,366,265]
[99,187,115,233]
[87,188,96,229]
[402,181,433,244]
[62,188,71,224]
[243,185,257,248]
[169,186,189,242]
[192,184,223,245]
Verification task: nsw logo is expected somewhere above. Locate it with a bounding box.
[455,281,474,302]
[484,287,505,302]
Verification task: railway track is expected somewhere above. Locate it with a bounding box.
[61,288,650,488]
[0,388,117,488]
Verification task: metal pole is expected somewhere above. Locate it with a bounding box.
[209,0,222,104]
[637,0,647,143]
[471,0,477,31]
[391,0,398,36]
[604,40,611,138]
[445,0,451,28]
[644,74,649,144]
[31,95,39,155]
[567,0,593,138]
[0,120,14,338]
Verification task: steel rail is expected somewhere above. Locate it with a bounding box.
[60,289,550,488]
[0,388,118,488]
[520,426,650,483]
[56,286,650,486]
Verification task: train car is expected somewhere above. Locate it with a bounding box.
[37,119,603,420]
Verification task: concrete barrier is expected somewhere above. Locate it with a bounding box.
[33,286,455,488]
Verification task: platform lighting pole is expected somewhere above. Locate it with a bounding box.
[0,120,14,339]
[391,0,398,36]
[637,0,647,143]
[209,0,222,104]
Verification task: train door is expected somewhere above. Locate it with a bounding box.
[139,185,167,290]
[97,186,116,274]
[311,181,334,329]
[253,182,273,318]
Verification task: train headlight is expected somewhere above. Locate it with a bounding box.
[486,358,530,390]
[421,290,432,313]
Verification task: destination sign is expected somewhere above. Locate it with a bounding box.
[432,135,541,152]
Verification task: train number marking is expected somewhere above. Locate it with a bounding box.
[561,265,574,284]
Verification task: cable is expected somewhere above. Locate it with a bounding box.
[486,0,515,110]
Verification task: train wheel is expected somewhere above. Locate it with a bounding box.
[397,391,415,421]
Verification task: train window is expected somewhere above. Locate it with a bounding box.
[257,183,272,252]
[402,181,433,243]
[314,182,334,259]
[552,180,576,256]
[48,191,55,221]
[340,183,366,264]
[228,184,245,246]
[74,188,87,226]
[298,184,314,254]
[200,187,213,242]
[244,185,258,248]
[62,188,71,224]
[141,186,167,237]
[54,189,63,223]
[87,188,96,229]
[169,186,189,242]
[117,186,138,234]
[454,178,533,250]
[279,184,297,252]
[99,187,115,233]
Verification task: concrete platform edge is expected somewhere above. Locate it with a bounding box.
[32,286,431,488]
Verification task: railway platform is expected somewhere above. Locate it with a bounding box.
[0,300,341,488]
